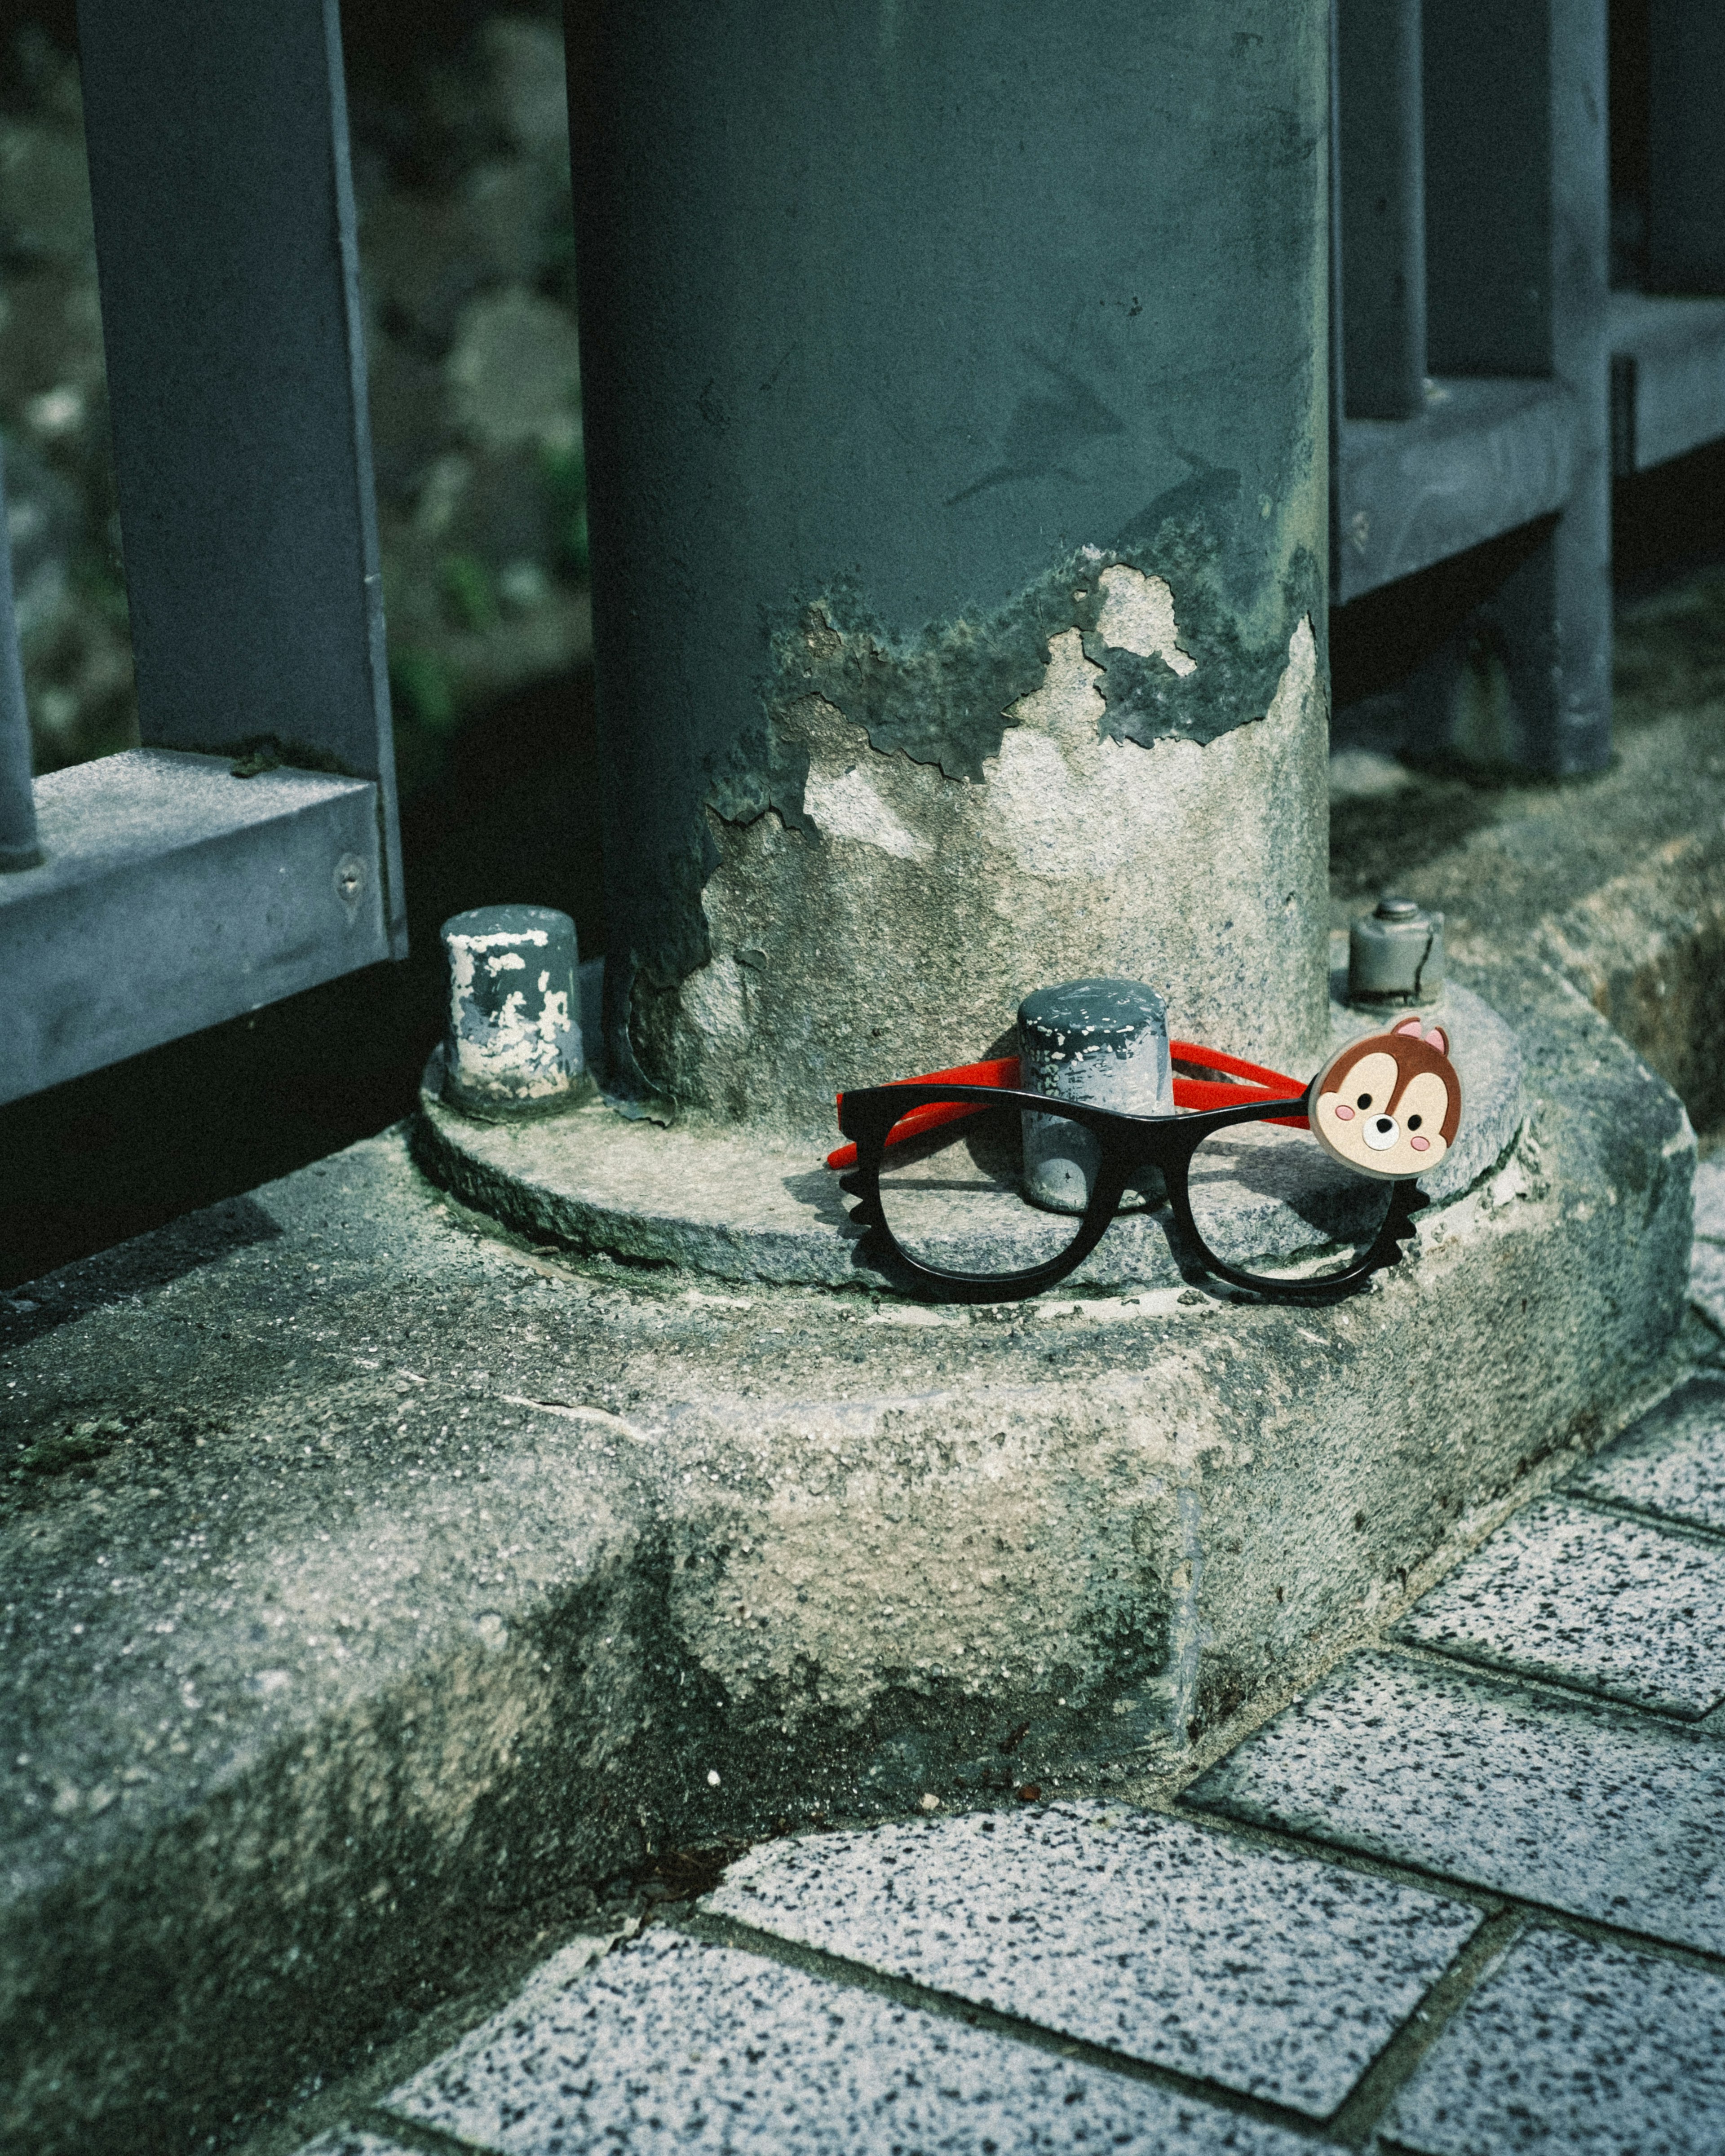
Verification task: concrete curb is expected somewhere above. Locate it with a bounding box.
[0,944,1692,2153]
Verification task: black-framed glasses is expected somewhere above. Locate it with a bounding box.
[832,1057,1429,1303]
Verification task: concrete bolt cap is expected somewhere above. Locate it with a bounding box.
[441,903,584,1117]
[1017,976,1173,1214]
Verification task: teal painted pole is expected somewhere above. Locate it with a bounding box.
[0,440,44,874]
[570,0,1332,1134]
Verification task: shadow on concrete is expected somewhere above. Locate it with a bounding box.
[0,666,604,1290]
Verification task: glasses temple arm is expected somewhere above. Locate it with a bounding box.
[827,1042,1312,1169]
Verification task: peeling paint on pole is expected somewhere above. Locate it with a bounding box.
[634,616,1326,1136]
[1094,565,1198,677]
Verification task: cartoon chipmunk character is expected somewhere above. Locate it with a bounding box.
[1309,1016,1462,1181]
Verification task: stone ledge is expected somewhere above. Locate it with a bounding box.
[0,948,1691,2155]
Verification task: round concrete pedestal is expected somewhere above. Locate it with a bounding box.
[415,983,1522,1293]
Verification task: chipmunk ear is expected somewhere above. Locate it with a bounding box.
[1390,1013,1451,1056]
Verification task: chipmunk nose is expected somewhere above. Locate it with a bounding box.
[1362,1113,1400,1152]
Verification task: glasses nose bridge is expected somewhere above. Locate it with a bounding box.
[1104,1103,1189,1177]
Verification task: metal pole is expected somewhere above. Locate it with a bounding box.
[1647,0,1725,292]
[75,0,404,951]
[1336,0,1428,418]
[1419,0,1610,775]
[568,0,1334,1131]
[0,439,44,873]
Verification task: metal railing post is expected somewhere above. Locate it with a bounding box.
[1415,0,1611,775]
[1646,0,1725,293]
[0,4,409,1102]
[0,441,44,873]
[74,0,404,952]
[1336,0,1428,419]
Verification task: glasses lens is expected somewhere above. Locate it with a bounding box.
[1185,1117,1393,1284]
[875,1097,1095,1276]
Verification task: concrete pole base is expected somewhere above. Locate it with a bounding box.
[0,967,1690,2154]
[413,982,1524,1292]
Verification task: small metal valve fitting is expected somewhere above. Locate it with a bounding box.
[1017,977,1174,1213]
[1348,892,1444,1006]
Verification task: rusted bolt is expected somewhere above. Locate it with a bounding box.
[1348,892,1444,1006]
[332,853,365,914]
[441,904,584,1117]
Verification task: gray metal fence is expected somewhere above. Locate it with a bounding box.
[4,1,1722,1108]
[0,0,403,1108]
[1332,0,1725,773]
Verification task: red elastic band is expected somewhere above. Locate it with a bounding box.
[827,1057,1018,1168]
[1169,1040,1302,1092]
[1169,1041,1309,1128]
[826,1041,1309,1167]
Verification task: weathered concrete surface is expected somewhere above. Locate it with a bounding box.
[1331,578,1725,1137]
[271,1338,1725,2156]
[0,939,1690,2153]
[641,618,1331,1139]
[1687,1166,1725,1336]
[413,980,1521,1289]
[0,1180,656,2156]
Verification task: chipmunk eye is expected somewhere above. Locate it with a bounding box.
[1356,1092,1372,1110]
[1408,1113,1423,1131]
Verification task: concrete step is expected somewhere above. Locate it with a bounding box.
[270,1370,1725,2156]
[15,583,1725,2150]
[0,931,1694,2155]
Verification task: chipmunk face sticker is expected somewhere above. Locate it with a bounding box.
[1309,1016,1462,1181]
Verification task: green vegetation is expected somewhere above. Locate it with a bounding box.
[543,441,590,577]
[438,550,500,633]
[388,647,460,738]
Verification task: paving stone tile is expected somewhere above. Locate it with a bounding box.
[1692,1159,1725,1245]
[1185,1651,1725,1954]
[385,1926,1319,2156]
[1390,1495,1725,1716]
[1384,1925,1725,2155]
[1689,1243,1725,1334]
[292,2134,421,2156]
[1567,1373,1725,1535]
[702,1801,1480,2119]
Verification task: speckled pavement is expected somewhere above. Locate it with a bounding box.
[282,1177,1725,2155]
